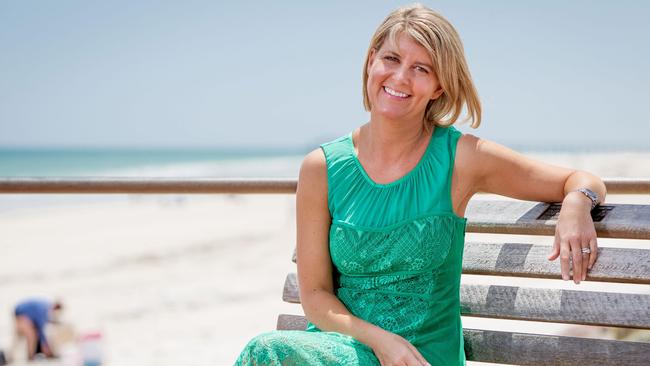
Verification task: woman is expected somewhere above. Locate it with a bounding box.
[236,4,606,365]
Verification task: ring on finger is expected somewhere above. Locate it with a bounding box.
[581,247,591,254]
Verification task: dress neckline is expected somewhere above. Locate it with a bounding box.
[347,126,443,188]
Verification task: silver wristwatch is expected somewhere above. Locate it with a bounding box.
[576,188,600,210]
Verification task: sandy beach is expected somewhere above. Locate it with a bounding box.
[1,152,649,365]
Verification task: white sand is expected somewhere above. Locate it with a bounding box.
[0,194,301,365]
[1,152,649,365]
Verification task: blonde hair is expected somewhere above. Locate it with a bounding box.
[362,4,481,128]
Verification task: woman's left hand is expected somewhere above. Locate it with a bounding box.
[547,192,599,284]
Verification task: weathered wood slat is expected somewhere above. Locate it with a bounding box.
[464,328,650,366]
[276,314,650,365]
[465,201,650,239]
[283,272,299,304]
[462,242,650,284]
[460,284,650,329]
[292,243,650,283]
[283,273,650,328]
[277,314,308,331]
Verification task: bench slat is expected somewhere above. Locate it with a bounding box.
[291,243,650,284]
[276,314,650,366]
[465,328,650,365]
[461,284,650,329]
[283,272,299,304]
[283,274,650,329]
[276,314,308,331]
[462,242,650,284]
[465,201,650,239]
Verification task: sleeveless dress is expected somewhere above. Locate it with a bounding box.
[235,125,467,365]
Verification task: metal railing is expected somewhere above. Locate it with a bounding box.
[0,177,648,194]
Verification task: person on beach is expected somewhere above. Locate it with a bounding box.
[13,298,63,360]
[236,4,606,365]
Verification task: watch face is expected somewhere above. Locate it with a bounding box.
[586,188,598,200]
[578,188,598,208]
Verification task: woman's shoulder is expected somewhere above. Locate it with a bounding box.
[456,130,480,152]
[298,148,327,187]
[297,148,329,211]
[454,131,534,195]
[453,130,483,192]
[297,128,357,196]
[301,148,327,171]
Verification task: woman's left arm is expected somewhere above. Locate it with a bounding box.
[470,136,607,284]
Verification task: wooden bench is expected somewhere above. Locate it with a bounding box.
[277,200,650,365]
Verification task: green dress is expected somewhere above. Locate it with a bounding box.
[235,125,467,365]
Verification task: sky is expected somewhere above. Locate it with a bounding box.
[0,0,648,150]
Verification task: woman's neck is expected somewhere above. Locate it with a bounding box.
[356,114,432,163]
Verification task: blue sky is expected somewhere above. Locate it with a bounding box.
[0,1,648,149]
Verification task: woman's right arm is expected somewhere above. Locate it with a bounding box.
[296,149,430,366]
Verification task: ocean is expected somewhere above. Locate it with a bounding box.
[0,148,305,178]
[2,141,648,178]
[0,148,305,214]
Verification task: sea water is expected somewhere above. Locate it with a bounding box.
[0,148,304,214]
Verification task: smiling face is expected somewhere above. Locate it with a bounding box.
[366,33,444,123]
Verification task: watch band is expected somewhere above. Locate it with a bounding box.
[576,188,599,210]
